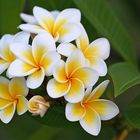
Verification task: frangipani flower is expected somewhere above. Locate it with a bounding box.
[28,95,50,117]
[65,80,119,136]
[19,6,81,43]
[0,32,30,77]
[0,77,28,124]
[47,49,99,103]
[8,33,60,89]
[57,24,110,76]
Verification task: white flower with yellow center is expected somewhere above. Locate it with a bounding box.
[65,80,119,136]
[28,95,50,117]
[47,49,99,103]
[19,6,81,43]
[8,33,60,89]
[57,24,110,76]
[0,32,30,77]
[0,77,28,124]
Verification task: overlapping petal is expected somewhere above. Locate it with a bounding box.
[64,78,84,103]
[47,79,71,98]
[65,103,85,122]
[9,77,29,97]
[89,99,119,121]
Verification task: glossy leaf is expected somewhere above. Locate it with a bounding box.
[125,95,140,128]
[109,62,140,97]
[73,0,137,64]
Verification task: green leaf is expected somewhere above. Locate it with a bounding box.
[125,95,140,128]
[73,0,137,64]
[33,105,79,128]
[0,0,25,34]
[109,62,140,97]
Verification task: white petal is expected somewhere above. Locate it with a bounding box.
[8,59,37,77]
[80,108,101,136]
[32,33,56,63]
[33,6,54,32]
[1,103,16,124]
[90,99,119,121]
[0,60,9,74]
[88,80,110,101]
[26,67,45,89]
[41,51,60,76]
[13,31,30,44]
[47,79,71,98]
[20,13,38,24]
[10,42,35,66]
[19,24,46,34]
[58,23,81,43]
[57,43,76,57]
[65,103,85,122]
[88,58,107,76]
[64,78,85,103]
[51,10,60,19]
[72,67,99,87]
[55,8,81,24]
[89,38,110,60]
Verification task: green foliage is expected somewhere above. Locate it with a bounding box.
[0,0,25,34]
[33,105,79,128]
[73,0,137,64]
[125,95,140,128]
[109,62,140,97]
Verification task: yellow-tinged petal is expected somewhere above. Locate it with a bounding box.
[19,24,46,34]
[0,59,9,74]
[64,78,84,103]
[26,67,45,89]
[79,106,101,136]
[0,76,11,100]
[53,60,67,83]
[0,98,12,109]
[32,33,56,64]
[54,8,81,32]
[47,79,71,98]
[66,49,85,76]
[72,67,99,87]
[65,102,85,122]
[58,23,81,43]
[88,38,110,60]
[1,103,16,124]
[76,24,89,51]
[33,6,54,33]
[40,51,60,76]
[9,78,29,97]
[16,96,28,115]
[10,42,36,66]
[87,80,109,101]
[89,99,119,121]
[87,57,107,76]
[57,43,76,57]
[8,59,38,77]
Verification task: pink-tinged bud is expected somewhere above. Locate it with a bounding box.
[28,95,50,117]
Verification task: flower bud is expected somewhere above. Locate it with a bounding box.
[28,95,50,117]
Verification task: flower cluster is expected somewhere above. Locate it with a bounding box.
[0,6,119,136]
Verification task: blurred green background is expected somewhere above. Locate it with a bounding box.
[0,0,140,140]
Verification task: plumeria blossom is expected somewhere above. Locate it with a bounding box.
[0,32,30,77]
[19,6,81,43]
[47,49,99,103]
[0,77,28,124]
[57,24,110,76]
[28,95,50,117]
[65,80,119,136]
[8,33,60,89]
